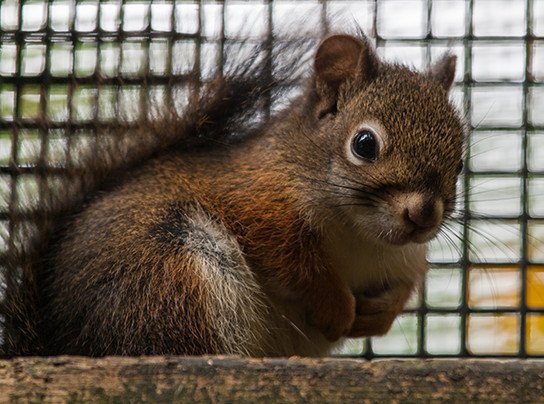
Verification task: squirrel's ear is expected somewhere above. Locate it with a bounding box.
[314,34,378,118]
[428,53,457,91]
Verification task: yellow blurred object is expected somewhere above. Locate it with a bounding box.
[527,266,544,354]
[467,266,520,308]
[466,265,520,355]
[467,313,519,355]
[527,266,544,308]
[527,314,544,355]
[466,265,544,355]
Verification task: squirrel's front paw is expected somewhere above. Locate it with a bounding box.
[310,291,356,342]
[347,284,412,338]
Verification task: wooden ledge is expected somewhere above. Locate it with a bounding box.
[0,356,543,402]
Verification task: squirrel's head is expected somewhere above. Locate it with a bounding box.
[296,33,464,246]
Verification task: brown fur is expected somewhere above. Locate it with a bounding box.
[1,33,464,356]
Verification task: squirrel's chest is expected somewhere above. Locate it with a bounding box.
[322,225,428,292]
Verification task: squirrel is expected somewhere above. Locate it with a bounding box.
[1,32,464,357]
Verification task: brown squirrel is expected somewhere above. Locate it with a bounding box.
[1,32,464,357]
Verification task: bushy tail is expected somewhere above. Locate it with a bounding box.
[0,37,315,356]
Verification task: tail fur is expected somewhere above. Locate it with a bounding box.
[0,37,314,356]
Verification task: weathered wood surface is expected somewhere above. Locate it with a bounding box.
[0,356,542,402]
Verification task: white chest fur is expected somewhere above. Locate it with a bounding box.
[323,223,428,292]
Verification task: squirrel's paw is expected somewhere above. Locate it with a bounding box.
[310,290,356,342]
[347,285,411,338]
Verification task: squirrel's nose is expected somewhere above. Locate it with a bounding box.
[403,195,444,229]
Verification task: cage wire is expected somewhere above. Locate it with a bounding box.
[0,0,544,358]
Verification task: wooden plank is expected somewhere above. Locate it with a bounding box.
[0,356,542,402]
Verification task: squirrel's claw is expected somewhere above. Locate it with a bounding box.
[347,285,412,338]
[310,290,356,342]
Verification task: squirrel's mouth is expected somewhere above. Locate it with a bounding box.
[378,230,414,246]
[377,224,440,246]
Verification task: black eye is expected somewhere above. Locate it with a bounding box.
[351,130,379,161]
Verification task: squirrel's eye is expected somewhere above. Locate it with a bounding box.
[351,130,379,162]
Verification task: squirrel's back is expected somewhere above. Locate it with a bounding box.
[41,142,335,355]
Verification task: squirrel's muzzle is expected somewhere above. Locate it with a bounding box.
[403,194,444,230]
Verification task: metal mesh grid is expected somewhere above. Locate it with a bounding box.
[0,0,543,358]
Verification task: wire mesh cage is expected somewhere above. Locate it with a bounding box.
[0,0,543,358]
